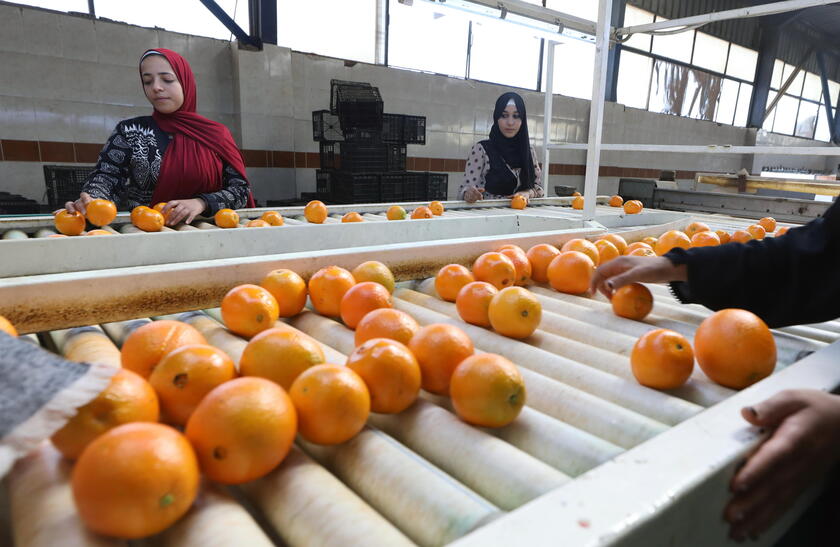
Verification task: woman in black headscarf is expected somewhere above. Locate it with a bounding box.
[459,92,544,203]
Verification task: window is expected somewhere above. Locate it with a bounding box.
[387,0,468,77]
[794,100,818,139]
[277,0,375,63]
[95,0,249,41]
[773,94,799,135]
[616,51,652,109]
[765,59,836,140]
[468,15,541,90]
[815,106,832,142]
[733,83,752,127]
[650,18,695,64]
[7,0,88,13]
[762,90,777,131]
[692,32,728,74]
[542,37,595,100]
[802,72,823,102]
[621,6,653,52]
[725,44,757,81]
[714,79,739,125]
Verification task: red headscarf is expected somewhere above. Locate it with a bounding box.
[143,49,255,207]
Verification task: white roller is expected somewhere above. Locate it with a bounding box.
[101,318,152,347]
[49,326,121,369]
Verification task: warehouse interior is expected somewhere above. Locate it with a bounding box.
[1,1,840,546]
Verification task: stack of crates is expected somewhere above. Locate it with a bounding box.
[312,79,446,204]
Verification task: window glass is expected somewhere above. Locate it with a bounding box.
[802,72,823,102]
[650,18,694,64]
[762,90,777,131]
[770,59,784,89]
[616,51,652,109]
[469,16,541,89]
[387,0,468,77]
[829,80,840,105]
[794,100,818,139]
[542,38,594,100]
[780,63,805,96]
[733,83,752,126]
[692,32,728,74]
[277,0,375,63]
[622,6,653,52]
[815,106,831,142]
[96,0,249,41]
[725,44,757,81]
[773,94,800,135]
[714,79,739,125]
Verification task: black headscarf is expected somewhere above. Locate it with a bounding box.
[480,92,535,196]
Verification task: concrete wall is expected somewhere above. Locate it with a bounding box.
[0,3,835,206]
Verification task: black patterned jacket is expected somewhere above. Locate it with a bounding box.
[82,116,250,214]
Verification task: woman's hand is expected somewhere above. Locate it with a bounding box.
[513,190,531,199]
[589,256,687,298]
[725,390,840,541]
[58,192,93,215]
[463,186,485,203]
[162,198,206,226]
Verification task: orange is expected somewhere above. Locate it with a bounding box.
[215,208,240,228]
[121,320,207,378]
[694,309,776,389]
[72,423,199,539]
[642,236,658,248]
[132,206,164,232]
[352,261,396,293]
[623,200,643,214]
[525,243,561,283]
[47,234,68,238]
[450,354,526,428]
[685,221,710,238]
[85,199,117,227]
[260,269,307,317]
[429,201,445,215]
[148,345,236,426]
[408,323,475,395]
[572,196,584,210]
[289,364,369,445]
[775,226,790,237]
[758,217,776,233]
[624,241,653,255]
[631,329,694,389]
[240,327,325,390]
[597,233,627,255]
[611,283,653,321]
[411,206,433,219]
[498,246,532,286]
[85,229,112,236]
[355,308,420,347]
[546,251,595,295]
[435,264,475,302]
[246,219,270,228]
[455,281,498,327]
[261,211,285,226]
[472,251,516,290]
[746,224,766,240]
[304,200,328,224]
[691,231,720,247]
[654,230,691,256]
[572,191,581,197]
[308,266,356,318]
[340,281,393,329]
[0,315,18,337]
[186,377,297,484]
[510,194,528,209]
[221,284,280,338]
[595,239,620,264]
[561,238,600,266]
[731,229,752,243]
[346,338,421,414]
[628,246,657,257]
[342,212,364,223]
[609,195,623,207]
[386,205,407,220]
[152,202,167,214]
[52,369,159,460]
[54,209,85,236]
[488,286,542,339]
[716,229,731,244]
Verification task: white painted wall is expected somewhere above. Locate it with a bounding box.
[0,3,834,206]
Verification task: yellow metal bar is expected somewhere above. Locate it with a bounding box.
[697,173,840,196]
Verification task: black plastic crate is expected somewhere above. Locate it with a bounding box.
[44,165,96,208]
[402,115,426,145]
[381,114,404,143]
[332,173,381,204]
[380,173,407,201]
[330,80,373,114]
[403,172,429,201]
[312,110,344,142]
[319,142,406,172]
[315,169,333,196]
[331,80,384,134]
[427,172,448,200]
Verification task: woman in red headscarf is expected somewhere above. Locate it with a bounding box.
[64,49,254,225]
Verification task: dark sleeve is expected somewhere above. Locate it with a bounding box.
[81,125,132,203]
[665,201,840,328]
[198,163,250,215]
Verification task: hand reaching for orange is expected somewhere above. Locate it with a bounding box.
[590,256,687,299]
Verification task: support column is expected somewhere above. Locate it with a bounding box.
[604,0,626,103]
[747,23,780,128]
[250,0,277,45]
[816,50,839,144]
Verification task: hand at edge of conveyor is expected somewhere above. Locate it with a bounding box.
[590,256,687,299]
